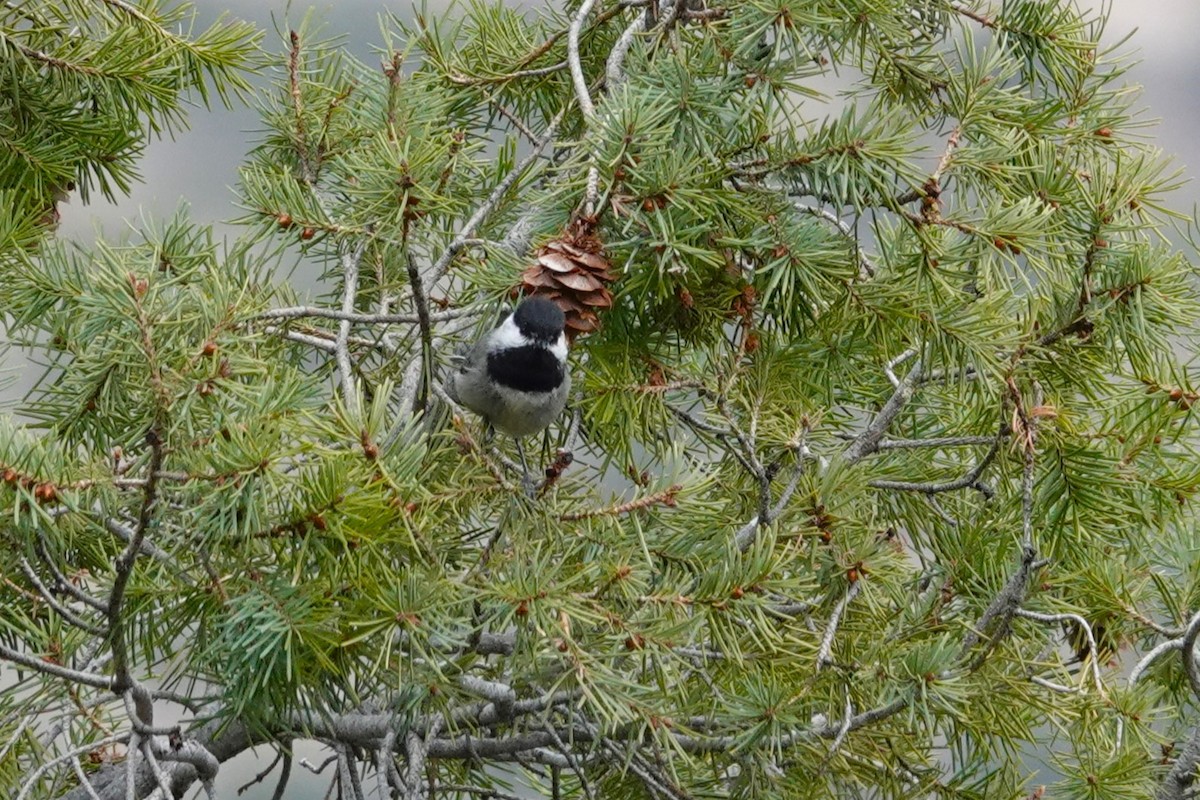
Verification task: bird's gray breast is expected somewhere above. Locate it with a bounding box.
[489,373,569,437]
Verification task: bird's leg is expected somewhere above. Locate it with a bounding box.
[514,437,535,497]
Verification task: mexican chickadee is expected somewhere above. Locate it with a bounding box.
[447,296,570,476]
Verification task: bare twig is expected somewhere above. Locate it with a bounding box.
[883,348,917,389]
[1129,636,1189,687]
[458,676,516,722]
[271,750,293,800]
[140,738,174,800]
[15,735,128,800]
[254,306,476,325]
[734,432,809,552]
[960,547,1043,669]
[338,746,367,800]
[236,749,284,796]
[288,30,314,184]
[0,716,32,763]
[268,327,336,353]
[607,4,650,88]
[35,532,109,612]
[17,558,105,635]
[125,730,139,800]
[148,735,220,797]
[1014,609,1105,696]
[607,0,678,88]
[665,403,731,437]
[815,692,855,775]
[732,515,761,552]
[1020,382,1043,550]
[796,203,877,279]
[103,518,170,563]
[300,755,338,774]
[816,581,862,670]
[448,60,569,86]
[1183,610,1200,699]
[948,2,997,30]
[70,756,103,800]
[539,719,595,800]
[868,435,1001,497]
[1157,726,1200,800]
[403,718,444,800]
[488,101,541,143]
[438,787,525,800]
[844,360,924,462]
[405,252,435,414]
[107,426,164,694]
[335,240,368,411]
[925,494,959,527]
[876,435,995,450]
[567,0,600,118]
[1029,675,1078,694]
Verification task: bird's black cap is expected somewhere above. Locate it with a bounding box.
[512,296,565,343]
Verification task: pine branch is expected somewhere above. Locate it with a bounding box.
[16,557,105,635]
[428,108,565,286]
[559,484,681,521]
[868,428,1004,497]
[844,360,925,462]
[607,0,675,89]
[106,425,164,694]
[1157,727,1200,800]
[0,641,113,690]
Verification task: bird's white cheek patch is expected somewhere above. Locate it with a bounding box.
[491,315,526,350]
[550,333,568,361]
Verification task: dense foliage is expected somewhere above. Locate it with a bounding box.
[2,1,1199,799]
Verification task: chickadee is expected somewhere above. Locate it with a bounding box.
[447,296,570,476]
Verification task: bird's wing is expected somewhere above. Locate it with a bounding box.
[443,334,490,404]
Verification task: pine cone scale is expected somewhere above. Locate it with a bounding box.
[517,218,616,340]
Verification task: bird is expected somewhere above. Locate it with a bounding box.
[446,296,570,486]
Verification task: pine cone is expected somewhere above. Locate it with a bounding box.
[518,219,616,340]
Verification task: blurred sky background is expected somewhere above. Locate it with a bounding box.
[9,1,1200,797]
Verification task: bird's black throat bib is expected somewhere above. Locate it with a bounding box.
[486,346,564,393]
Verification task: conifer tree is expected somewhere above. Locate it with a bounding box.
[2,1,1200,799]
